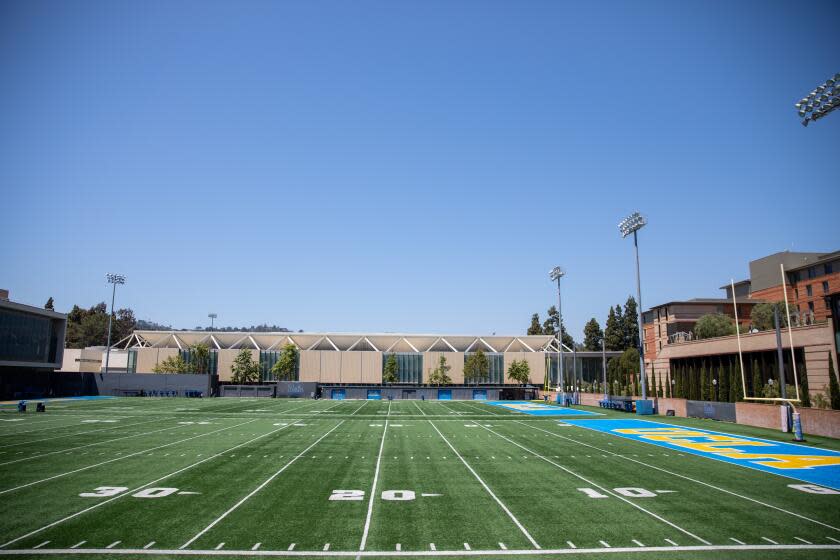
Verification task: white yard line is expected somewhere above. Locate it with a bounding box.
[0,419,259,496]
[1,544,838,556]
[461,403,500,416]
[350,401,368,416]
[359,419,389,553]
[0,420,298,549]
[181,421,345,549]
[428,420,540,550]
[478,424,710,546]
[0,416,171,450]
[514,420,840,533]
[412,402,427,417]
[0,422,188,466]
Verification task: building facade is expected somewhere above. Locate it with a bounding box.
[123,330,620,388]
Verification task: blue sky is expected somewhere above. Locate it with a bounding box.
[2,1,838,339]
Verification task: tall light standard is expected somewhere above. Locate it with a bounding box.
[795,72,839,126]
[208,313,217,329]
[104,273,126,375]
[549,266,566,405]
[619,212,647,400]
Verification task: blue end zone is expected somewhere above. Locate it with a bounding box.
[565,418,840,490]
[486,401,602,416]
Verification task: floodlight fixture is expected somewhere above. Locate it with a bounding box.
[104,273,127,375]
[796,71,840,126]
[549,265,566,405]
[618,212,647,238]
[208,313,217,329]
[619,212,648,400]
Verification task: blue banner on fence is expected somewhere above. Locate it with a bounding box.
[565,418,840,490]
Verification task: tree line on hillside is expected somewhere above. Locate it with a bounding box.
[56,299,294,349]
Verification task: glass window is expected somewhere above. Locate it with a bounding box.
[826,262,834,274]
[383,353,423,384]
[808,301,814,312]
[0,308,55,364]
[808,266,817,279]
[807,285,813,297]
[824,281,830,293]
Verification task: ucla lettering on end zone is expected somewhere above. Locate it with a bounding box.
[566,419,840,490]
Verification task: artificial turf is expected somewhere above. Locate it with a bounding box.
[0,397,837,559]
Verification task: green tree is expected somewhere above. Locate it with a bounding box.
[65,303,137,349]
[543,306,574,348]
[44,297,54,310]
[799,366,811,407]
[750,302,791,331]
[694,313,736,340]
[383,354,399,384]
[604,306,624,351]
[231,349,260,384]
[699,362,709,401]
[583,318,604,351]
[527,313,542,336]
[717,361,728,403]
[665,371,672,398]
[188,343,210,374]
[828,355,840,410]
[428,355,452,385]
[153,354,189,374]
[751,358,762,398]
[271,344,299,381]
[464,349,489,384]
[507,359,531,385]
[622,296,640,350]
[732,361,744,401]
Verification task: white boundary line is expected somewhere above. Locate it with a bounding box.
[181,421,346,549]
[427,420,540,549]
[1,544,838,556]
[358,419,388,553]
[0,419,260,496]
[477,424,710,546]
[0,419,299,549]
[514,420,840,533]
[412,402,427,417]
[0,416,171,450]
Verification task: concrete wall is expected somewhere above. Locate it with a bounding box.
[424,352,464,384]
[799,407,840,439]
[93,373,213,396]
[504,352,546,385]
[135,348,179,374]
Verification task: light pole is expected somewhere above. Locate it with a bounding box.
[208,313,217,329]
[795,72,839,126]
[104,273,126,375]
[619,212,648,400]
[549,266,566,405]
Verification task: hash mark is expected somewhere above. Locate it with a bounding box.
[288,544,296,551]
[396,544,401,551]
[32,541,50,549]
[215,543,225,550]
[599,540,611,548]
[729,538,745,545]
[463,543,471,550]
[566,541,576,549]
[143,541,156,549]
[70,541,86,549]
[106,541,121,549]
[761,537,778,544]
[429,543,436,551]
[794,537,812,544]
[323,543,330,551]
[252,543,261,550]
[664,539,678,546]
[499,543,507,550]
[827,537,840,544]
[632,539,645,547]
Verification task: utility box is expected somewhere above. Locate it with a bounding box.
[635,399,654,415]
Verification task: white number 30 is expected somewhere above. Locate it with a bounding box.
[80,486,128,498]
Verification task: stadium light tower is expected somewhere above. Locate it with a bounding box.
[796,72,840,126]
[208,313,217,329]
[549,266,566,405]
[104,273,126,375]
[619,212,647,400]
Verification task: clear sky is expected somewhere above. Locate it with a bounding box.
[2,1,838,339]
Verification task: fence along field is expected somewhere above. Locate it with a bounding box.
[0,397,838,558]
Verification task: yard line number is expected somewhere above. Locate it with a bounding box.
[80,487,188,499]
[329,489,429,501]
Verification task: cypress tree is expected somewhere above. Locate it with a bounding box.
[734,361,744,401]
[718,362,728,403]
[666,371,672,398]
[828,354,840,410]
[799,365,810,407]
[728,360,737,402]
[699,362,708,401]
[751,358,762,398]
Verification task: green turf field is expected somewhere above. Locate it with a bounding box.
[0,397,838,559]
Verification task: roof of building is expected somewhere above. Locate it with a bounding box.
[125,330,565,353]
[0,297,66,320]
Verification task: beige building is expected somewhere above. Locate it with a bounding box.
[121,330,619,386]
